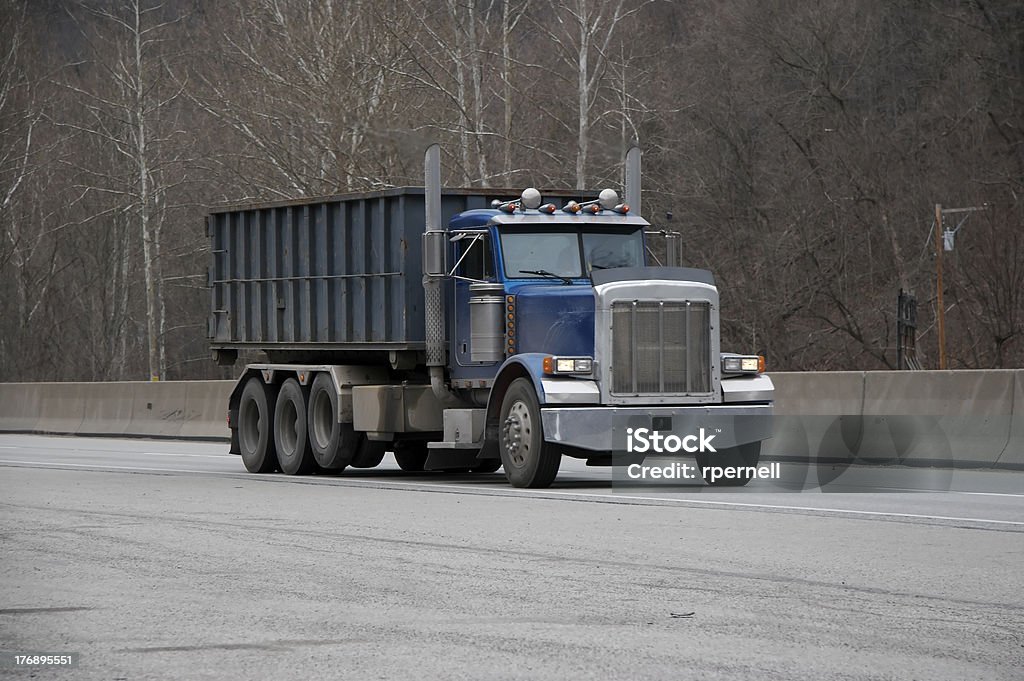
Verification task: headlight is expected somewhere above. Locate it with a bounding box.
[722,355,764,374]
[543,356,593,375]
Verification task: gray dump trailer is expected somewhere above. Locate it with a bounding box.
[209,147,773,488]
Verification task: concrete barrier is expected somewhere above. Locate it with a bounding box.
[0,380,233,440]
[0,383,41,432]
[859,370,1015,467]
[0,373,1022,469]
[998,371,1024,467]
[123,381,190,438]
[765,372,865,463]
[36,382,88,434]
[80,382,135,436]
[180,381,233,439]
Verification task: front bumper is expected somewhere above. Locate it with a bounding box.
[541,404,773,452]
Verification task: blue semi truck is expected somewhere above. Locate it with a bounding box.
[208,146,773,488]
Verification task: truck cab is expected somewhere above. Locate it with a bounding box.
[430,185,774,487]
[446,208,647,380]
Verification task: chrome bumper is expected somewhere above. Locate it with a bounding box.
[541,404,773,452]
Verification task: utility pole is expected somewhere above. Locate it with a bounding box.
[934,204,945,369]
[933,203,989,370]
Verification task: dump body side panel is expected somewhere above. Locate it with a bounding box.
[209,189,492,353]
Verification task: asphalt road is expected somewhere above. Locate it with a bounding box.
[1,434,1022,680]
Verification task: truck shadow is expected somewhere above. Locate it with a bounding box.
[323,469,714,491]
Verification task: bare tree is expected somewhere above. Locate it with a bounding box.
[190,0,420,198]
[527,0,653,189]
[3,0,1023,379]
[0,2,73,379]
[55,0,194,380]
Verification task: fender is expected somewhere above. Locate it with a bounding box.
[481,354,601,456]
[491,354,548,401]
[480,354,547,458]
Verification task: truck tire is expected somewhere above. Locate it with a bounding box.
[393,441,428,472]
[307,372,357,472]
[239,377,278,473]
[499,378,561,488]
[696,442,762,487]
[273,378,315,475]
[350,439,387,468]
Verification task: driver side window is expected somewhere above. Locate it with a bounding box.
[457,234,494,280]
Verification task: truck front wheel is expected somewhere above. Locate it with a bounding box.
[695,442,762,487]
[239,377,278,473]
[499,378,561,488]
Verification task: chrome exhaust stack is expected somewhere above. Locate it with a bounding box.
[422,145,462,405]
[624,145,641,217]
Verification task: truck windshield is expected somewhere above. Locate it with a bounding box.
[501,228,644,279]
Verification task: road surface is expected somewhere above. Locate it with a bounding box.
[1,434,1021,680]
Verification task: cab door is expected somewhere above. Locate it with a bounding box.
[449,232,500,371]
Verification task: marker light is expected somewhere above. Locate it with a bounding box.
[506,295,516,355]
[538,203,557,214]
[611,203,630,214]
[561,201,581,214]
[585,203,601,214]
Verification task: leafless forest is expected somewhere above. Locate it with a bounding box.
[1,0,1022,381]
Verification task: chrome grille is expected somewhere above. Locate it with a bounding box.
[611,300,711,394]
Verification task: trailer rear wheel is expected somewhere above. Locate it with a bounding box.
[499,378,561,488]
[239,377,278,473]
[274,378,315,475]
[308,372,357,472]
[696,442,762,487]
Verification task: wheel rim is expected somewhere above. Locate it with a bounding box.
[502,400,532,468]
[279,398,299,456]
[241,398,261,453]
[311,389,332,449]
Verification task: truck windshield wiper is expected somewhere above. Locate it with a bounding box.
[519,269,574,285]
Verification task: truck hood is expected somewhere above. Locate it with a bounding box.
[513,285,595,357]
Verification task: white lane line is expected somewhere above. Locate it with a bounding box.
[142,452,230,458]
[374,480,1024,527]
[953,491,1024,498]
[1,459,1022,527]
[0,446,17,449]
[867,487,1024,498]
[574,493,1024,526]
[0,460,219,474]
